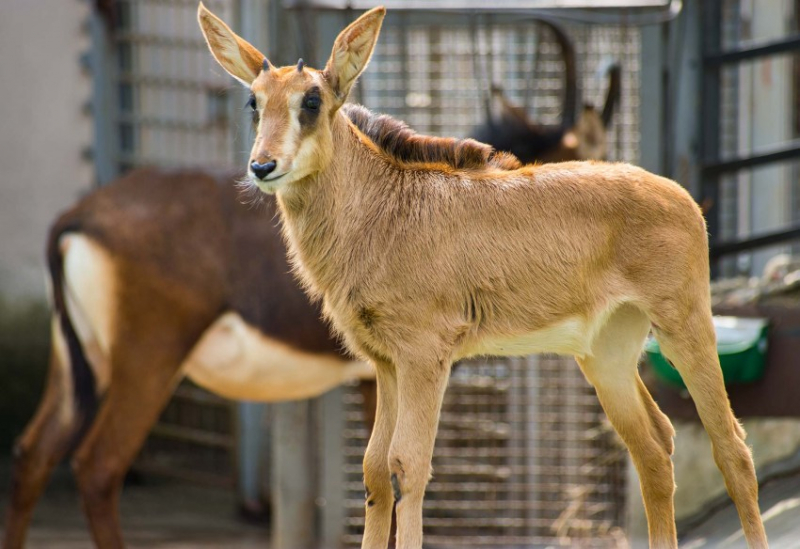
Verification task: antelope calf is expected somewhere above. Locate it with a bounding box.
[2,168,374,549]
[198,4,768,548]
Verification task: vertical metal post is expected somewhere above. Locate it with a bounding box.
[89,7,119,185]
[638,23,665,176]
[429,27,443,135]
[700,0,723,276]
[319,386,346,549]
[272,400,316,549]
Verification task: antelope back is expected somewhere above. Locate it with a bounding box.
[51,167,342,356]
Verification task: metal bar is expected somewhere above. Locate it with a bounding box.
[704,34,800,66]
[272,401,316,549]
[132,461,235,487]
[112,33,208,48]
[117,73,219,89]
[710,224,800,259]
[283,0,672,9]
[89,7,119,186]
[319,387,346,549]
[149,423,235,448]
[701,141,800,177]
[699,0,722,274]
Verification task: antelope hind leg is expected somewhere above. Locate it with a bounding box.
[576,305,678,549]
[654,305,768,549]
[70,322,192,549]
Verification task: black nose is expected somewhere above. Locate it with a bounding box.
[250,160,277,180]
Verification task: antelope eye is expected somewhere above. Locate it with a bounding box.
[303,95,321,111]
[246,94,256,111]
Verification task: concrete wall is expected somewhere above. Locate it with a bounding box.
[0,0,93,303]
[0,0,93,447]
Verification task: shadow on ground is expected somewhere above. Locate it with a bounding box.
[679,469,800,549]
[0,459,270,548]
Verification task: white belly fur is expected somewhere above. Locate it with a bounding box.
[183,312,375,402]
[61,233,116,394]
[463,304,622,360]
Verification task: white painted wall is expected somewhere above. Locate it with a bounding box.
[0,0,93,302]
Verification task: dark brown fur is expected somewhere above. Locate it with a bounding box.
[342,104,521,171]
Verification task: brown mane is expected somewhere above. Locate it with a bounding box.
[342,104,521,171]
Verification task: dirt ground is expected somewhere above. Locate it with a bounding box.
[0,460,270,548]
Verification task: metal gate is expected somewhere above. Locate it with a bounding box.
[701,0,800,276]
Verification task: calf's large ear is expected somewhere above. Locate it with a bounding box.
[323,7,386,103]
[198,1,267,86]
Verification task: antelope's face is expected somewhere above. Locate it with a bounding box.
[244,65,339,192]
[198,2,385,194]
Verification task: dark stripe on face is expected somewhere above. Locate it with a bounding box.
[299,87,321,130]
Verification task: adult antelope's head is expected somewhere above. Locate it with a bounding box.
[198,2,385,193]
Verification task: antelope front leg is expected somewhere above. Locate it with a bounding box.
[362,361,398,549]
[387,357,450,549]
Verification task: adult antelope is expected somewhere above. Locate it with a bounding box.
[198,4,767,549]
[470,18,622,163]
[2,168,375,549]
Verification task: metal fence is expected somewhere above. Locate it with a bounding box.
[98,1,639,545]
[111,0,239,173]
[703,0,800,277]
[343,356,628,548]
[358,15,640,162]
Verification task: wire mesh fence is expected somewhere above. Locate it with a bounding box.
[112,0,238,172]
[358,17,640,163]
[342,356,628,549]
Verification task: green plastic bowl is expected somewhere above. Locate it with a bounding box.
[644,316,768,388]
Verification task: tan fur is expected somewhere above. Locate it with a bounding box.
[199,6,768,549]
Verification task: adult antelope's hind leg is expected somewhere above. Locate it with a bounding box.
[388,354,450,549]
[362,361,398,549]
[654,303,767,549]
[3,349,81,549]
[71,333,188,549]
[576,305,678,549]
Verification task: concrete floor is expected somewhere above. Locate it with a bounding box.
[4,458,800,548]
[0,461,270,548]
[680,471,800,549]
